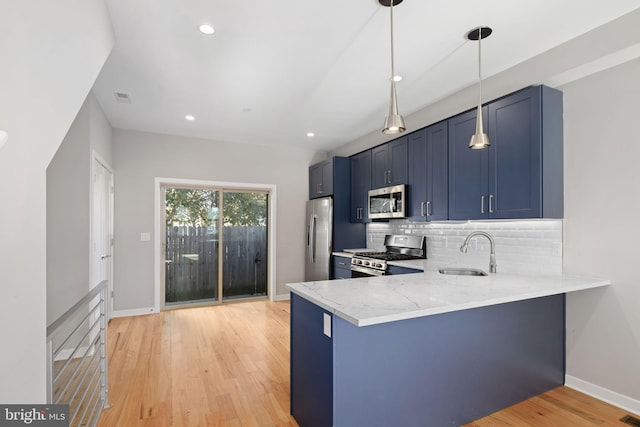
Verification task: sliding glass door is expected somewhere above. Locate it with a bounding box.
[162,186,268,308]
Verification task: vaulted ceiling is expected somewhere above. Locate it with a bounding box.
[92,1,640,151]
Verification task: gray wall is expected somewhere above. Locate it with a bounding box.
[562,58,640,404]
[47,94,113,325]
[0,1,113,403]
[112,129,319,312]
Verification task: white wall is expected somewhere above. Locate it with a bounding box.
[112,129,319,312]
[0,1,113,402]
[562,58,640,409]
[47,93,113,325]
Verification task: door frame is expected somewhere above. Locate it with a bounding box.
[90,151,114,320]
[153,177,277,313]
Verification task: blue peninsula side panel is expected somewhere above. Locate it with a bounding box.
[332,294,565,427]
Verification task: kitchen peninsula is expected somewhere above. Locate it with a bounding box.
[287,270,609,427]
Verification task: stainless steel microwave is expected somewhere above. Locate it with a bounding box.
[368,184,406,219]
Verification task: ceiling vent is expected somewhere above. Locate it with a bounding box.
[114,92,131,104]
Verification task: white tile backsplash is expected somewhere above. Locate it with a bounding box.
[367,219,563,275]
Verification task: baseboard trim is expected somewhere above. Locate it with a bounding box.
[112,307,157,318]
[565,375,640,416]
[272,293,291,301]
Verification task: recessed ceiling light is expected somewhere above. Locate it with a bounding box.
[198,24,215,35]
[307,132,315,137]
[392,75,403,82]
[185,115,195,121]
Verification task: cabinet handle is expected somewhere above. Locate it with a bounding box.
[383,170,388,183]
[317,183,323,194]
[426,201,432,217]
[481,195,486,214]
[420,202,425,216]
[489,194,494,213]
[338,262,347,266]
[388,170,392,183]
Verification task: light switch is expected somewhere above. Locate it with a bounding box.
[140,232,151,241]
[323,313,332,338]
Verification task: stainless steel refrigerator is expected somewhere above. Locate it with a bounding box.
[305,197,333,281]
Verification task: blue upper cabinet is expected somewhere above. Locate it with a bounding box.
[448,85,563,220]
[371,137,408,189]
[408,122,448,221]
[309,159,334,199]
[350,150,371,223]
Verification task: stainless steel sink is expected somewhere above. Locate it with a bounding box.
[438,267,488,277]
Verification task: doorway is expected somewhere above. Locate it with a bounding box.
[160,184,269,309]
[91,153,114,319]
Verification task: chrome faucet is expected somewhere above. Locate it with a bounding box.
[460,231,497,273]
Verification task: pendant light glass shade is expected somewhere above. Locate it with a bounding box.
[467,26,492,149]
[382,0,405,135]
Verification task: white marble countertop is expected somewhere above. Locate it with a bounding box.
[286,271,609,327]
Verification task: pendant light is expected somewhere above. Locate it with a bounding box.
[381,0,405,135]
[467,26,492,149]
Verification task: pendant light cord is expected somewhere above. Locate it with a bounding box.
[477,27,482,109]
[390,1,395,79]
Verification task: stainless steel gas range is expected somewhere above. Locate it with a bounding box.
[350,235,426,277]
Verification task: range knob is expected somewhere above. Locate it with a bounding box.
[375,263,383,269]
[363,261,370,267]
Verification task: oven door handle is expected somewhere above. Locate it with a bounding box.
[350,265,386,276]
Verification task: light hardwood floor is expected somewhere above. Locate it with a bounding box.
[98,300,636,427]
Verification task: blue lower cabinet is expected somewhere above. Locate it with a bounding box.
[290,294,333,427]
[291,293,565,427]
[332,256,352,279]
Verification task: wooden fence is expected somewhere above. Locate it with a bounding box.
[165,226,267,303]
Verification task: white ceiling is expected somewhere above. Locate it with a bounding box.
[92,0,640,152]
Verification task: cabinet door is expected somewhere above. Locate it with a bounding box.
[309,163,323,199]
[426,121,449,221]
[371,137,408,188]
[309,159,334,199]
[350,150,371,223]
[407,129,427,219]
[332,256,352,279]
[388,136,408,185]
[448,107,489,220]
[320,159,333,197]
[371,144,389,189]
[488,86,541,218]
[409,124,447,220]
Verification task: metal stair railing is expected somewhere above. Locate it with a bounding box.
[46,280,110,427]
